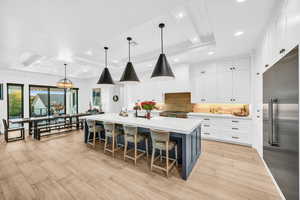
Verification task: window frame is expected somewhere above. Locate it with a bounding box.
[7,83,24,121]
[29,84,79,117]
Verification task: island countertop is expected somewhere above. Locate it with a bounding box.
[82,113,202,134]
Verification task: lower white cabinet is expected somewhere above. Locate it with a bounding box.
[188,114,252,146]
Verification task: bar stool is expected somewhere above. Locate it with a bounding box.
[103,122,123,157]
[86,120,104,148]
[123,125,148,165]
[150,129,178,177]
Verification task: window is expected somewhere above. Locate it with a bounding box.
[92,88,101,107]
[29,86,49,117]
[7,84,24,126]
[49,88,66,115]
[29,85,78,117]
[67,88,78,114]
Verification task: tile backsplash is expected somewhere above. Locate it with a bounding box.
[157,103,249,116]
[193,103,249,115]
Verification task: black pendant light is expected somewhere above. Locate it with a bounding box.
[120,37,140,83]
[97,47,114,85]
[151,23,175,79]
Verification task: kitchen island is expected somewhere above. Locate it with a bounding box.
[82,113,202,180]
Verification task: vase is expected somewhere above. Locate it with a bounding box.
[145,110,151,119]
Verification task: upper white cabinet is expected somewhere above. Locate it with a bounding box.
[191,63,217,103]
[217,58,251,104]
[192,58,251,104]
[261,0,300,72]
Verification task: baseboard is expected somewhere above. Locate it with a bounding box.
[261,156,286,200]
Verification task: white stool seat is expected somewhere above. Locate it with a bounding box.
[154,141,176,151]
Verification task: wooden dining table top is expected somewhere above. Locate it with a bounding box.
[9,113,93,124]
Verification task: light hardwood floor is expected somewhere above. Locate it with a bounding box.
[0,130,281,200]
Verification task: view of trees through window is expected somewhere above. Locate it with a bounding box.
[7,84,23,121]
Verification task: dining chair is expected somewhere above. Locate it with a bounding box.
[150,129,178,177]
[123,125,148,165]
[2,119,25,142]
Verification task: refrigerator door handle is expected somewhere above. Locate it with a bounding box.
[272,98,279,146]
[268,98,279,146]
[268,99,274,145]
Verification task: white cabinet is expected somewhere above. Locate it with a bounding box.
[216,70,233,103]
[232,69,250,103]
[217,58,251,104]
[191,64,217,103]
[188,114,252,146]
[285,0,300,52]
[261,0,299,73]
[191,65,217,103]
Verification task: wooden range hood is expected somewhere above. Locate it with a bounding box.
[164,92,191,104]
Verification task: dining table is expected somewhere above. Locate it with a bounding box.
[9,113,94,139]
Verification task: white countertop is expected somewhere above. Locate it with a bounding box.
[187,112,252,120]
[82,113,202,134]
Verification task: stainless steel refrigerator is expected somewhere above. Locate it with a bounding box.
[263,47,299,200]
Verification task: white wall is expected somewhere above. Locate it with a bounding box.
[0,69,90,131]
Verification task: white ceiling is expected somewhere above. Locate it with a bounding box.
[0,0,277,79]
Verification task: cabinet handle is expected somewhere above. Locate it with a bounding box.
[203,133,210,135]
[232,128,239,130]
[232,120,239,123]
[203,125,210,127]
[257,116,260,118]
[232,136,240,139]
[279,49,286,54]
[232,99,236,101]
[204,118,210,121]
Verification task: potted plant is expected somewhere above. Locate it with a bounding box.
[140,101,157,119]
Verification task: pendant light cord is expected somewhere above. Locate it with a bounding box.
[127,37,132,62]
[64,64,67,81]
[161,27,163,53]
[159,23,165,54]
[104,47,108,68]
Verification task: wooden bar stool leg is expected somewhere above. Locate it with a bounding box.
[151,147,155,171]
[93,121,96,148]
[175,144,178,166]
[166,142,169,177]
[104,136,108,153]
[112,135,115,157]
[124,139,127,161]
[160,149,162,163]
[145,138,149,161]
[134,135,137,166]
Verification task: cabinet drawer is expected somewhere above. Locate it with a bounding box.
[226,133,248,144]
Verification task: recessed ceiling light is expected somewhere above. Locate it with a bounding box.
[208,51,215,55]
[112,60,119,64]
[85,50,93,56]
[236,0,246,2]
[234,31,244,37]
[191,37,199,43]
[173,58,179,63]
[176,12,185,19]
